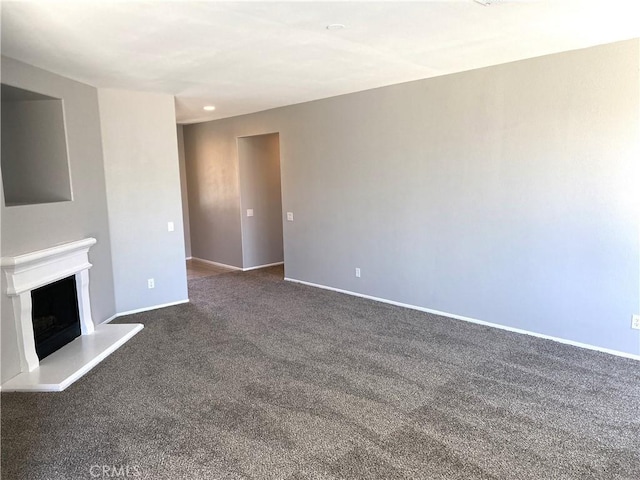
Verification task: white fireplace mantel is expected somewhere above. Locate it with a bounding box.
[1,238,142,392]
[2,237,96,296]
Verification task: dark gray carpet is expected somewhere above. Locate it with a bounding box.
[2,266,639,479]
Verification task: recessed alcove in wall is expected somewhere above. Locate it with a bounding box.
[1,83,73,206]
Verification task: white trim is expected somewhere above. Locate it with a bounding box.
[101,314,118,325]
[284,277,640,362]
[185,256,193,261]
[97,298,193,332]
[114,299,189,318]
[243,262,284,272]
[189,257,242,271]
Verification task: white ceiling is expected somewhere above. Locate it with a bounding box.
[2,1,639,124]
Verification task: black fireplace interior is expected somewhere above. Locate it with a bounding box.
[31,275,81,360]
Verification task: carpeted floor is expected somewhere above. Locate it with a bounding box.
[2,266,639,479]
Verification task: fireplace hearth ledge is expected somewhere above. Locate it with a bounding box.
[1,323,143,392]
[1,238,143,392]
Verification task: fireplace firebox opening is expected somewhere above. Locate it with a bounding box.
[31,275,81,360]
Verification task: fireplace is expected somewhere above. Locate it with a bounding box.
[1,238,143,391]
[32,275,82,360]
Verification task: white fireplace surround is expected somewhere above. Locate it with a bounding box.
[4,238,96,372]
[1,238,142,391]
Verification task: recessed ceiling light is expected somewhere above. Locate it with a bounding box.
[203,105,216,111]
[326,24,345,31]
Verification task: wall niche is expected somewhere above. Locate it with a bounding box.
[1,83,73,206]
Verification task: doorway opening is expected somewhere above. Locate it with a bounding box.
[237,133,284,278]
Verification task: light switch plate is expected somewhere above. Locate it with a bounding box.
[632,315,640,330]
[287,212,294,222]
[247,209,254,217]
[167,221,175,232]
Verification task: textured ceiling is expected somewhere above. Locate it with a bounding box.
[2,1,639,124]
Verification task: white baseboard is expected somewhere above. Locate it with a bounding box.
[99,299,190,323]
[101,314,118,324]
[190,257,283,272]
[284,277,640,362]
[243,262,284,272]
[185,256,193,261]
[190,257,242,271]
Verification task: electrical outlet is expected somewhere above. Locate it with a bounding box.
[286,212,294,222]
[148,278,155,289]
[355,267,361,278]
[632,315,640,330]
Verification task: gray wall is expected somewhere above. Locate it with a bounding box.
[98,89,188,313]
[1,57,116,382]
[183,122,243,268]
[177,125,192,259]
[183,40,640,356]
[238,133,284,268]
[1,95,72,205]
